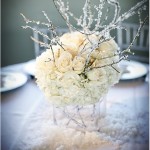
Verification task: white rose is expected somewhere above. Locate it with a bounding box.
[60,32,85,47]
[71,32,86,46]
[55,51,73,73]
[63,43,79,57]
[72,56,86,74]
[90,48,101,59]
[35,45,65,75]
[105,65,121,85]
[88,34,99,44]
[91,58,112,68]
[60,71,81,88]
[89,38,119,60]
[99,39,118,52]
[42,45,64,60]
[80,34,99,50]
[51,45,65,59]
[35,50,56,83]
[86,68,107,81]
[98,39,118,57]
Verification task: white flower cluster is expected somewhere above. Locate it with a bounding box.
[35,32,121,106]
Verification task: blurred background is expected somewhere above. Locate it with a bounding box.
[1,0,149,67]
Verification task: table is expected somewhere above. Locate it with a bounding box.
[1,62,149,150]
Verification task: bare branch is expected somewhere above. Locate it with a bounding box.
[106,0,120,23]
[22,25,50,40]
[31,36,50,48]
[127,15,148,51]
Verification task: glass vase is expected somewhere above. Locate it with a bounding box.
[52,95,107,132]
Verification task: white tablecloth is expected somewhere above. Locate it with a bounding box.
[1,62,149,150]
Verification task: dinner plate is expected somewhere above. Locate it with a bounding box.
[24,59,36,76]
[119,60,148,80]
[1,72,28,92]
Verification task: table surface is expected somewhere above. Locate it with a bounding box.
[1,62,149,150]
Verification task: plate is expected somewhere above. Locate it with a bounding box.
[119,60,148,80]
[24,59,36,76]
[1,72,28,92]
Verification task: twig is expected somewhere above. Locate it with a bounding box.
[127,15,148,51]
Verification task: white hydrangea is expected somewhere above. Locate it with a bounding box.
[35,32,121,106]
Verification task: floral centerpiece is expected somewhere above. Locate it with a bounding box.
[21,0,148,130]
[35,32,120,106]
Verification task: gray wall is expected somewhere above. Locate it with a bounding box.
[1,0,149,67]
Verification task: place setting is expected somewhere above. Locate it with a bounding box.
[1,71,28,93]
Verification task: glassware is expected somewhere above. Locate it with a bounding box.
[52,95,107,132]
